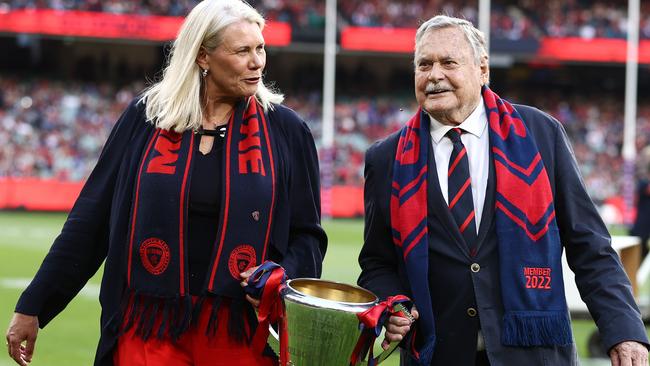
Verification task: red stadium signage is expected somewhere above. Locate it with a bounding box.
[0,177,83,211]
[341,26,416,53]
[0,178,363,217]
[341,26,650,64]
[0,9,291,45]
[538,37,650,64]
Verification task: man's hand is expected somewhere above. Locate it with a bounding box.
[381,306,419,350]
[240,265,261,308]
[609,340,648,366]
[6,313,38,366]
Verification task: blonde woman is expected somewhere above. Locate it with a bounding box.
[6,1,327,365]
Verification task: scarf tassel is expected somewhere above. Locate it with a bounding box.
[120,290,259,342]
[138,300,159,340]
[202,296,255,344]
[205,296,221,337]
[502,311,572,346]
[119,291,192,341]
[156,300,171,339]
[120,290,140,335]
[172,295,193,340]
[245,303,259,343]
[228,298,247,343]
[192,296,207,327]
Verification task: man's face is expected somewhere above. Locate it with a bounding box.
[414,27,488,125]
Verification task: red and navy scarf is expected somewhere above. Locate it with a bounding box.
[123,97,276,341]
[390,86,571,365]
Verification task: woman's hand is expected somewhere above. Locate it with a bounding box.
[240,265,261,308]
[381,305,419,350]
[6,313,38,366]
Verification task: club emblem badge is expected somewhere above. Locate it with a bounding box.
[139,237,171,275]
[228,244,257,279]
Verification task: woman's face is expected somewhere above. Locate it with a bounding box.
[200,20,266,100]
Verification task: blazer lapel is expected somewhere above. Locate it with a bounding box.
[425,133,469,257]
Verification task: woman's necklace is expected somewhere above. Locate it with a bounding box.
[199,109,232,138]
[198,125,228,138]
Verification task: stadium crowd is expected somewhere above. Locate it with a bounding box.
[1,76,648,209]
[0,77,140,181]
[2,0,649,39]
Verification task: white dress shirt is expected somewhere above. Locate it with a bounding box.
[428,98,489,233]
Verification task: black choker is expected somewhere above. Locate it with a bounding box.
[198,125,228,138]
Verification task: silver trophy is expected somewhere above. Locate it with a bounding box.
[268,278,408,366]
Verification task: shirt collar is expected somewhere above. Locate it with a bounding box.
[429,97,487,144]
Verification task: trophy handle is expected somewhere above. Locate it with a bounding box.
[267,325,280,355]
[364,303,414,365]
[368,338,400,365]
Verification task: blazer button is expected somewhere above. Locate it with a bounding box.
[470,263,480,272]
[467,307,478,317]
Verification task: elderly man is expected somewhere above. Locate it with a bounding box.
[358,14,649,366]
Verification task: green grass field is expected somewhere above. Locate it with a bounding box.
[0,212,638,365]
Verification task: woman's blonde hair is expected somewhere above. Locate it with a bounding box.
[140,0,284,132]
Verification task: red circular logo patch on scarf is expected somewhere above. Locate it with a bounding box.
[139,238,170,275]
[228,244,257,279]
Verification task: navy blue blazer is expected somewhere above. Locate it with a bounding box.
[358,104,648,366]
[15,98,327,365]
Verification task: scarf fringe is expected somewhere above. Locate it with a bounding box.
[157,300,171,339]
[192,296,207,327]
[228,298,247,343]
[139,300,158,340]
[120,289,140,335]
[120,291,191,341]
[246,302,259,342]
[120,290,259,343]
[173,295,193,340]
[205,296,223,337]
[502,311,572,346]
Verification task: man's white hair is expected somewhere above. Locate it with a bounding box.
[414,15,488,66]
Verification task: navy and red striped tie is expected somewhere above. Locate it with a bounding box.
[446,128,478,252]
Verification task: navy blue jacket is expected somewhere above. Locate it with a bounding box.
[358,104,648,366]
[15,98,327,365]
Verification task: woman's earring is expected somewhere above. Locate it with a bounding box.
[202,69,208,78]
